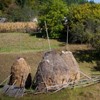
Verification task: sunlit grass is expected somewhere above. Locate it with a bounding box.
[0,32,100,100]
[0,32,63,53]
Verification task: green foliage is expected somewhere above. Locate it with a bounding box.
[6,6,34,22]
[91,33,100,51]
[0,10,3,16]
[0,0,35,22]
[68,3,100,43]
[70,22,85,43]
[15,0,32,8]
[38,0,68,38]
[64,0,88,5]
[0,0,15,10]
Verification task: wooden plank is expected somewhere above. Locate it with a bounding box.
[1,76,100,95]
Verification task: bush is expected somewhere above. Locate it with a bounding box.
[91,33,100,51]
[6,6,34,22]
[68,3,100,43]
[38,0,68,39]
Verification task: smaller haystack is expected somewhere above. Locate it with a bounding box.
[61,51,80,83]
[2,57,32,97]
[33,50,80,92]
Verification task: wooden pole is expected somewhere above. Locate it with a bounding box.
[44,21,51,51]
[66,25,69,51]
[80,71,92,80]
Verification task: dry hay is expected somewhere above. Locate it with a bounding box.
[8,57,32,88]
[0,22,37,33]
[33,50,80,92]
[2,57,32,97]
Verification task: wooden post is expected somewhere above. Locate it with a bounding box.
[66,25,69,51]
[44,21,51,51]
[80,71,92,80]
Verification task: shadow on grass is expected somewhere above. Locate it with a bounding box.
[0,85,4,88]
[74,50,100,63]
[58,43,66,47]
[93,61,100,71]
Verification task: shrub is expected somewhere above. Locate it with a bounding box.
[91,33,100,51]
[6,5,34,22]
[38,0,68,39]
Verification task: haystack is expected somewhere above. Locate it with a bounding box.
[61,51,80,83]
[2,57,32,97]
[33,50,80,92]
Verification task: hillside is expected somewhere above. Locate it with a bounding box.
[0,32,100,100]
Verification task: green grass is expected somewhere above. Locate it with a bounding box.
[0,84,100,100]
[0,33,64,53]
[0,32,100,100]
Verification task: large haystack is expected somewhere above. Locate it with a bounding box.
[2,57,32,97]
[33,51,80,92]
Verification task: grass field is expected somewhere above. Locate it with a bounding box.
[0,32,100,100]
[0,32,64,53]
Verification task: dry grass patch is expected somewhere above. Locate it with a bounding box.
[0,22,37,33]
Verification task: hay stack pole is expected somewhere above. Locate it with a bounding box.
[2,57,32,97]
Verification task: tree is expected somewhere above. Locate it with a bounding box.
[0,0,15,10]
[6,7,34,22]
[2,0,35,22]
[91,33,100,51]
[70,22,86,43]
[38,0,69,38]
[64,0,88,5]
[15,0,26,8]
[67,3,100,43]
